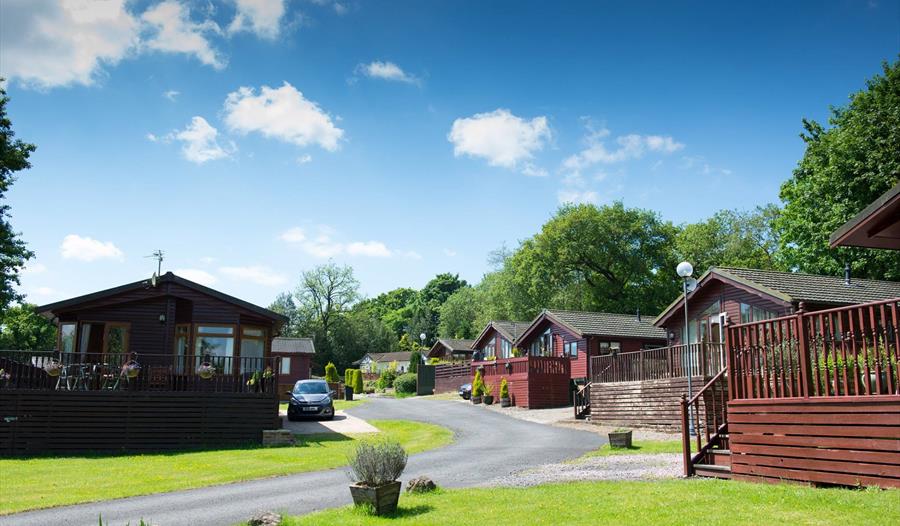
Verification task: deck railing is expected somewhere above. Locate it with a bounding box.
[591,343,724,383]
[728,298,900,400]
[0,350,281,396]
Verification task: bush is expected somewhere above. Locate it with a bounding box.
[348,438,408,486]
[409,350,422,374]
[351,369,365,393]
[472,370,485,397]
[500,377,509,399]
[364,380,377,394]
[344,368,355,387]
[325,362,340,383]
[393,373,417,394]
[376,366,398,390]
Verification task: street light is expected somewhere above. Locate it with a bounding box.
[677,261,695,435]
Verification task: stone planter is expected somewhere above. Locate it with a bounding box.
[500,397,511,407]
[471,395,482,404]
[483,394,494,405]
[349,480,402,515]
[608,430,633,449]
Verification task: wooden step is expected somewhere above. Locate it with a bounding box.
[706,449,732,467]
[693,463,732,479]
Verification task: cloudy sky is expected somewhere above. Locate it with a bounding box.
[4,0,898,307]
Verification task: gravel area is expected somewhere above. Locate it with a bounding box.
[486,453,682,487]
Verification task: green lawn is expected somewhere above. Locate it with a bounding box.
[579,439,689,458]
[0,419,452,515]
[279,397,368,413]
[282,479,897,526]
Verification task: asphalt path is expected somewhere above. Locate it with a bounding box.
[2,397,604,526]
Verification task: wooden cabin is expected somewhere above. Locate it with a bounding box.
[427,338,476,362]
[829,181,900,250]
[471,320,529,359]
[272,337,315,399]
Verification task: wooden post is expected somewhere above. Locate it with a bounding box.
[724,315,735,401]
[796,302,812,398]
[699,343,708,377]
[680,394,692,477]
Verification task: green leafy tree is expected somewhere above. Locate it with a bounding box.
[330,308,397,372]
[344,368,355,387]
[408,273,467,345]
[409,349,421,374]
[778,59,900,280]
[676,205,782,274]
[0,303,56,350]
[355,287,418,337]
[324,362,339,383]
[438,286,482,338]
[0,83,36,311]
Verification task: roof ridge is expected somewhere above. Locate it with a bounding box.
[715,266,900,286]
[546,308,657,319]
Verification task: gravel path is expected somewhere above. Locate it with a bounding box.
[487,453,682,487]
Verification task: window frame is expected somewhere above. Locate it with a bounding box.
[194,323,237,373]
[58,322,77,355]
[240,325,267,373]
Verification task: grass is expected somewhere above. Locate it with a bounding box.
[281,479,898,526]
[279,397,368,413]
[0,419,452,515]
[579,439,690,458]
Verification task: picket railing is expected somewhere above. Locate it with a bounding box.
[591,343,724,383]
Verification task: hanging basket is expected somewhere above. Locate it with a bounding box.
[197,363,216,379]
[44,360,63,377]
[122,360,141,379]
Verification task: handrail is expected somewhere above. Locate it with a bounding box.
[680,366,728,476]
[574,381,592,420]
[592,342,725,383]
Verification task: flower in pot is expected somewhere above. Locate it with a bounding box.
[197,362,216,379]
[0,368,10,387]
[471,370,484,404]
[499,377,511,407]
[608,428,633,449]
[482,381,495,405]
[43,360,63,377]
[347,438,408,516]
[121,360,141,379]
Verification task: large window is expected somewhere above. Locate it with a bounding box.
[195,325,235,373]
[564,341,579,358]
[59,323,76,354]
[280,357,292,375]
[104,323,129,357]
[740,303,776,324]
[599,341,621,355]
[240,326,266,373]
[483,340,496,358]
[500,339,512,359]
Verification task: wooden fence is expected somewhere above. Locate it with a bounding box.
[434,363,471,394]
[591,343,724,383]
[474,356,570,409]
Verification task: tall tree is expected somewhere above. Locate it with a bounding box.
[676,204,782,274]
[438,286,481,338]
[408,273,467,344]
[293,263,360,372]
[778,59,900,280]
[0,83,36,311]
[0,303,56,351]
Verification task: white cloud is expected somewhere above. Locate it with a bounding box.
[402,251,423,260]
[146,133,160,142]
[60,234,124,262]
[346,241,392,258]
[0,0,139,88]
[355,61,420,84]
[163,89,180,101]
[220,265,287,286]
[22,262,48,275]
[302,235,345,258]
[443,249,457,257]
[174,268,217,286]
[228,0,285,39]
[224,82,344,152]
[563,128,684,172]
[280,227,307,243]
[448,109,551,173]
[558,189,599,205]
[141,0,225,69]
[296,154,313,165]
[173,116,233,164]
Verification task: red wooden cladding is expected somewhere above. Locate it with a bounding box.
[592,343,725,383]
[592,376,723,432]
[473,356,570,408]
[728,396,900,488]
[433,363,471,394]
[728,298,900,400]
[680,368,730,468]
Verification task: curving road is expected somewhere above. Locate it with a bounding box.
[1,398,604,526]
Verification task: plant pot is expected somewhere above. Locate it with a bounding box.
[483,395,494,405]
[199,370,214,379]
[608,430,633,449]
[471,395,482,404]
[349,481,401,515]
[500,397,511,407]
[126,368,140,379]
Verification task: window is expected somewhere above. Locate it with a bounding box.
[280,357,292,375]
[240,326,266,373]
[599,341,621,355]
[740,303,777,324]
[59,323,76,354]
[174,324,190,374]
[104,323,129,357]
[501,339,512,358]
[483,340,496,358]
[564,341,578,358]
[195,325,235,373]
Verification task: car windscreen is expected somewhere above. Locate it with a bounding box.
[294,382,329,394]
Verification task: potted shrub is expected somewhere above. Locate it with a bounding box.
[608,428,633,449]
[499,377,511,407]
[471,370,484,404]
[347,438,408,515]
[197,362,216,379]
[121,359,141,379]
[483,381,495,405]
[43,360,63,377]
[0,368,10,387]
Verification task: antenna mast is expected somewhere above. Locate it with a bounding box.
[146,250,165,275]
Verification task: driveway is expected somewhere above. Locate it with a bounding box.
[2,398,604,526]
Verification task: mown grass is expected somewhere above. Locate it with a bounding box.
[579,439,689,458]
[282,479,897,526]
[0,419,452,515]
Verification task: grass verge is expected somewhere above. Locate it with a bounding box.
[0,419,452,515]
[579,440,689,458]
[282,479,897,526]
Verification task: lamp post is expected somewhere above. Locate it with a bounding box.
[676,261,695,435]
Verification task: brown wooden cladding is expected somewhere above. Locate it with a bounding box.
[729,396,900,488]
[476,356,570,408]
[591,376,722,432]
[0,389,280,455]
[434,363,471,394]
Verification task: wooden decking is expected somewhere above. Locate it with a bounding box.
[474,356,570,409]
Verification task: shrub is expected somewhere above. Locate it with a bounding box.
[483,381,494,397]
[348,438,408,486]
[409,350,422,373]
[376,365,398,390]
[500,377,509,399]
[472,370,485,397]
[344,368,355,387]
[393,373,417,394]
[353,369,364,394]
[324,362,340,383]
[364,380,377,394]
[511,347,524,357]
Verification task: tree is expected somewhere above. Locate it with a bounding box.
[778,59,900,280]
[0,303,56,350]
[330,308,397,372]
[324,362,339,383]
[408,273,467,345]
[268,292,306,337]
[408,350,421,374]
[0,83,36,311]
[355,287,418,337]
[438,286,482,338]
[676,204,782,274]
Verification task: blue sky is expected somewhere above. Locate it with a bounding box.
[3,0,898,308]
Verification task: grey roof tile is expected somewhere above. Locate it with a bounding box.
[545,310,667,340]
[272,337,315,354]
[716,267,900,306]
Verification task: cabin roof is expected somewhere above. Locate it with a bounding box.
[516,309,666,344]
[472,320,530,348]
[654,266,900,326]
[829,181,900,250]
[37,271,288,323]
[353,351,413,364]
[272,337,315,354]
[428,338,475,358]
